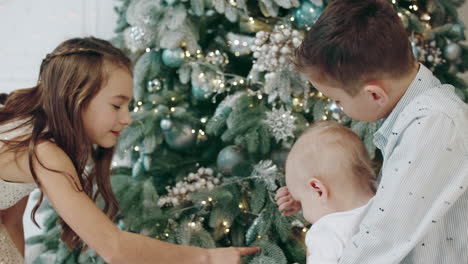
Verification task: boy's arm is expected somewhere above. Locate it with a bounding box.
[339,112,468,264]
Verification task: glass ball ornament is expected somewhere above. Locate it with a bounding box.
[216,145,247,176]
[325,101,347,123]
[160,119,173,131]
[162,48,185,68]
[292,1,324,28]
[147,78,162,92]
[444,42,462,62]
[163,123,198,152]
[191,85,211,101]
[125,26,154,51]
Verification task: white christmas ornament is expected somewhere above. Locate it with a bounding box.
[251,24,303,72]
[265,106,296,142]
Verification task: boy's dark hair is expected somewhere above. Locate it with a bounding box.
[295,0,415,96]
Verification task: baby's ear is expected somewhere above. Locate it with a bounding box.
[308,178,329,201]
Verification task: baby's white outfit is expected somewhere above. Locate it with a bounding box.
[305,199,373,264]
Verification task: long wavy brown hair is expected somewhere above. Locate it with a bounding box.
[0,37,132,249]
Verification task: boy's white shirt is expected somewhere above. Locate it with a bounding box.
[339,64,468,264]
[306,199,373,264]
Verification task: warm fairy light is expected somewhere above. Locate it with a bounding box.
[165,233,169,237]
[238,203,244,209]
[201,200,207,205]
[234,40,240,45]
[171,97,176,101]
[133,107,139,112]
[200,117,207,123]
[249,17,254,24]
[421,13,431,21]
[224,228,230,234]
[208,197,213,202]
[257,94,263,100]
[222,221,229,227]
[239,79,245,84]
[199,130,205,136]
[170,107,176,112]
[137,101,143,106]
[302,227,308,233]
[134,146,140,151]
[189,222,197,228]
[145,48,151,52]
[191,129,196,134]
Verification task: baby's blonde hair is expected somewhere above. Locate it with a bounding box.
[287,121,376,193]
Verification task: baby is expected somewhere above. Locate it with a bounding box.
[276,121,376,263]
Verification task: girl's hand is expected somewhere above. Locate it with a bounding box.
[275,186,302,216]
[207,247,260,264]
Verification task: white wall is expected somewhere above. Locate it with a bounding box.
[0,0,118,93]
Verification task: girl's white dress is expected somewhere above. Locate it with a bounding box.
[0,120,37,264]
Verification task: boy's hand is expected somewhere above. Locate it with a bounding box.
[275,186,301,216]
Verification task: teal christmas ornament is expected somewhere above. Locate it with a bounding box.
[450,24,465,40]
[191,85,211,101]
[216,145,247,176]
[293,1,323,28]
[163,122,198,151]
[162,48,185,68]
[160,119,173,131]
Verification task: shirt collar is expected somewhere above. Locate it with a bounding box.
[373,64,441,149]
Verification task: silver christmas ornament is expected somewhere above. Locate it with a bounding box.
[444,42,462,62]
[147,79,162,92]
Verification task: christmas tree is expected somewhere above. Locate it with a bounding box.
[29,0,467,263]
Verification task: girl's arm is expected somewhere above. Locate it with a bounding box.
[1,195,29,256]
[33,141,258,264]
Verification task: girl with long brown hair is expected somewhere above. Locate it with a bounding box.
[0,37,258,263]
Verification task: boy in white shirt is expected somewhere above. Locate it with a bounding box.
[276,121,376,263]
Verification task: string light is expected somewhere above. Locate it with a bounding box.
[134,146,140,151]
